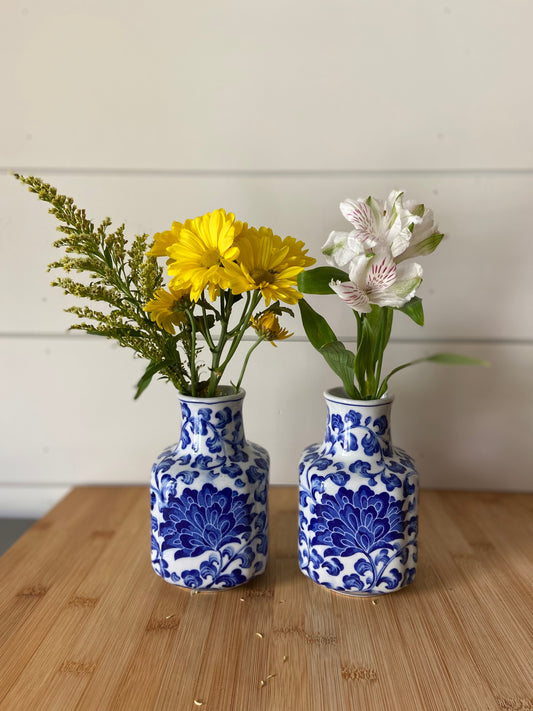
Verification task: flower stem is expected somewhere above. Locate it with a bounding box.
[185,308,198,396]
[235,337,265,391]
[217,291,262,376]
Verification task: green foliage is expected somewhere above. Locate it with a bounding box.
[15,174,194,395]
[297,266,349,294]
[298,283,486,399]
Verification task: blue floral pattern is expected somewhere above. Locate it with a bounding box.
[151,389,268,589]
[299,390,418,596]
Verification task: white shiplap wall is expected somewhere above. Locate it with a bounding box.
[1,0,532,516]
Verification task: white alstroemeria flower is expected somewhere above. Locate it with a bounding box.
[329,249,423,314]
[338,190,423,259]
[396,203,443,263]
[322,229,365,269]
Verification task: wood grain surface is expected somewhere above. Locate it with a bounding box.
[0,486,532,711]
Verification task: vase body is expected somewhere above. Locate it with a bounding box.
[150,387,269,590]
[298,388,418,596]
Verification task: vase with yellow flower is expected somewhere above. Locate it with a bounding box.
[16,175,314,590]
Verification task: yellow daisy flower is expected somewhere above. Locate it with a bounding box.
[167,209,240,302]
[223,226,308,306]
[280,235,316,268]
[143,287,190,335]
[250,312,293,346]
[147,221,185,259]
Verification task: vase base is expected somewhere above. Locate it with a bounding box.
[303,573,415,597]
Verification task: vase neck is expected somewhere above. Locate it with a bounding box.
[323,393,393,457]
[178,389,246,454]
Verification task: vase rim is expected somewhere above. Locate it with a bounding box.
[178,386,245,404]
[324,387,394,407]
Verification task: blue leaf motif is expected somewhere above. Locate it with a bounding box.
[312,457,335,471]
[328,472,350,486]
[234,478,245,488]
[180,470,198,485]
[374,415,388,435]
[403,567,416,585]
[199,554,219,579]
[217,570,247,588]
[236,546,255,567]
[254,485,267,505]
[322,557,343,576]
[382,473,402,491]
[246,465,265,483]
[179,428,191,448]
[215,406,232,427]
[344,433,359,451]
[195,455,214,470]
[257,533,268,555]
[221,463,242,478]
[361,432,380,456]
[354,558,373,576]
[374,549,391,567]
[382,568,402,590]
[342,573,365,591]
[345,410,362,427]
[182,569,203,587]
[310,548,323,569]
[206,435,222,454]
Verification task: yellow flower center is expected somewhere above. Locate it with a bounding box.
[251,268,274,284]
[201,249,222,269]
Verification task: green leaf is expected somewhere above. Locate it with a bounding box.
[377,351,489,398]
[298,298,338,349]
[134,360,167,400]
[297,267,349,295]
[398,297,424,326]
[320,341,360,399]
[424,353,489,366]
[396,232,444,263]
[355,316,374,397]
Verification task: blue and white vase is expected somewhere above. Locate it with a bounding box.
[298,388,418,596]
[150,387,269,590]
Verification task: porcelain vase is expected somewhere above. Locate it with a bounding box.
[298,388,418,596]
[150,387,269,590]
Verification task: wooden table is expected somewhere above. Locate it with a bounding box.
[0,487,532,711]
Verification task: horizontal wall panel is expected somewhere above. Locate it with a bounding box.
[1,337,531,516]
[1,0,532,170]
[2,172,532,340]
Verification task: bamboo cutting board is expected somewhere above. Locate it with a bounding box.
[0,486,532,711]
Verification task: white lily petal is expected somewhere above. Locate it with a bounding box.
[322,230,360,268]
[396,231,444,263]
[365,254,397,294]
[330,279,372,313]
[371,261,423,307]
[339,199,378,245]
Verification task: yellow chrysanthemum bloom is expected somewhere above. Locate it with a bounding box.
[147,221,186,259]
[143,287,190,335]
[280,235,316,268]
[223,226,311,306]
[251,312,293,346]
[167,209,241,302]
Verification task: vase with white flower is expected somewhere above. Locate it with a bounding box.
[16,174,314,590]
[297,190,484,596]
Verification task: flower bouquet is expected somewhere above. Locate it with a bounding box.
[298,189,482,398]
[16,174,314,589]
[296,190,484,596]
